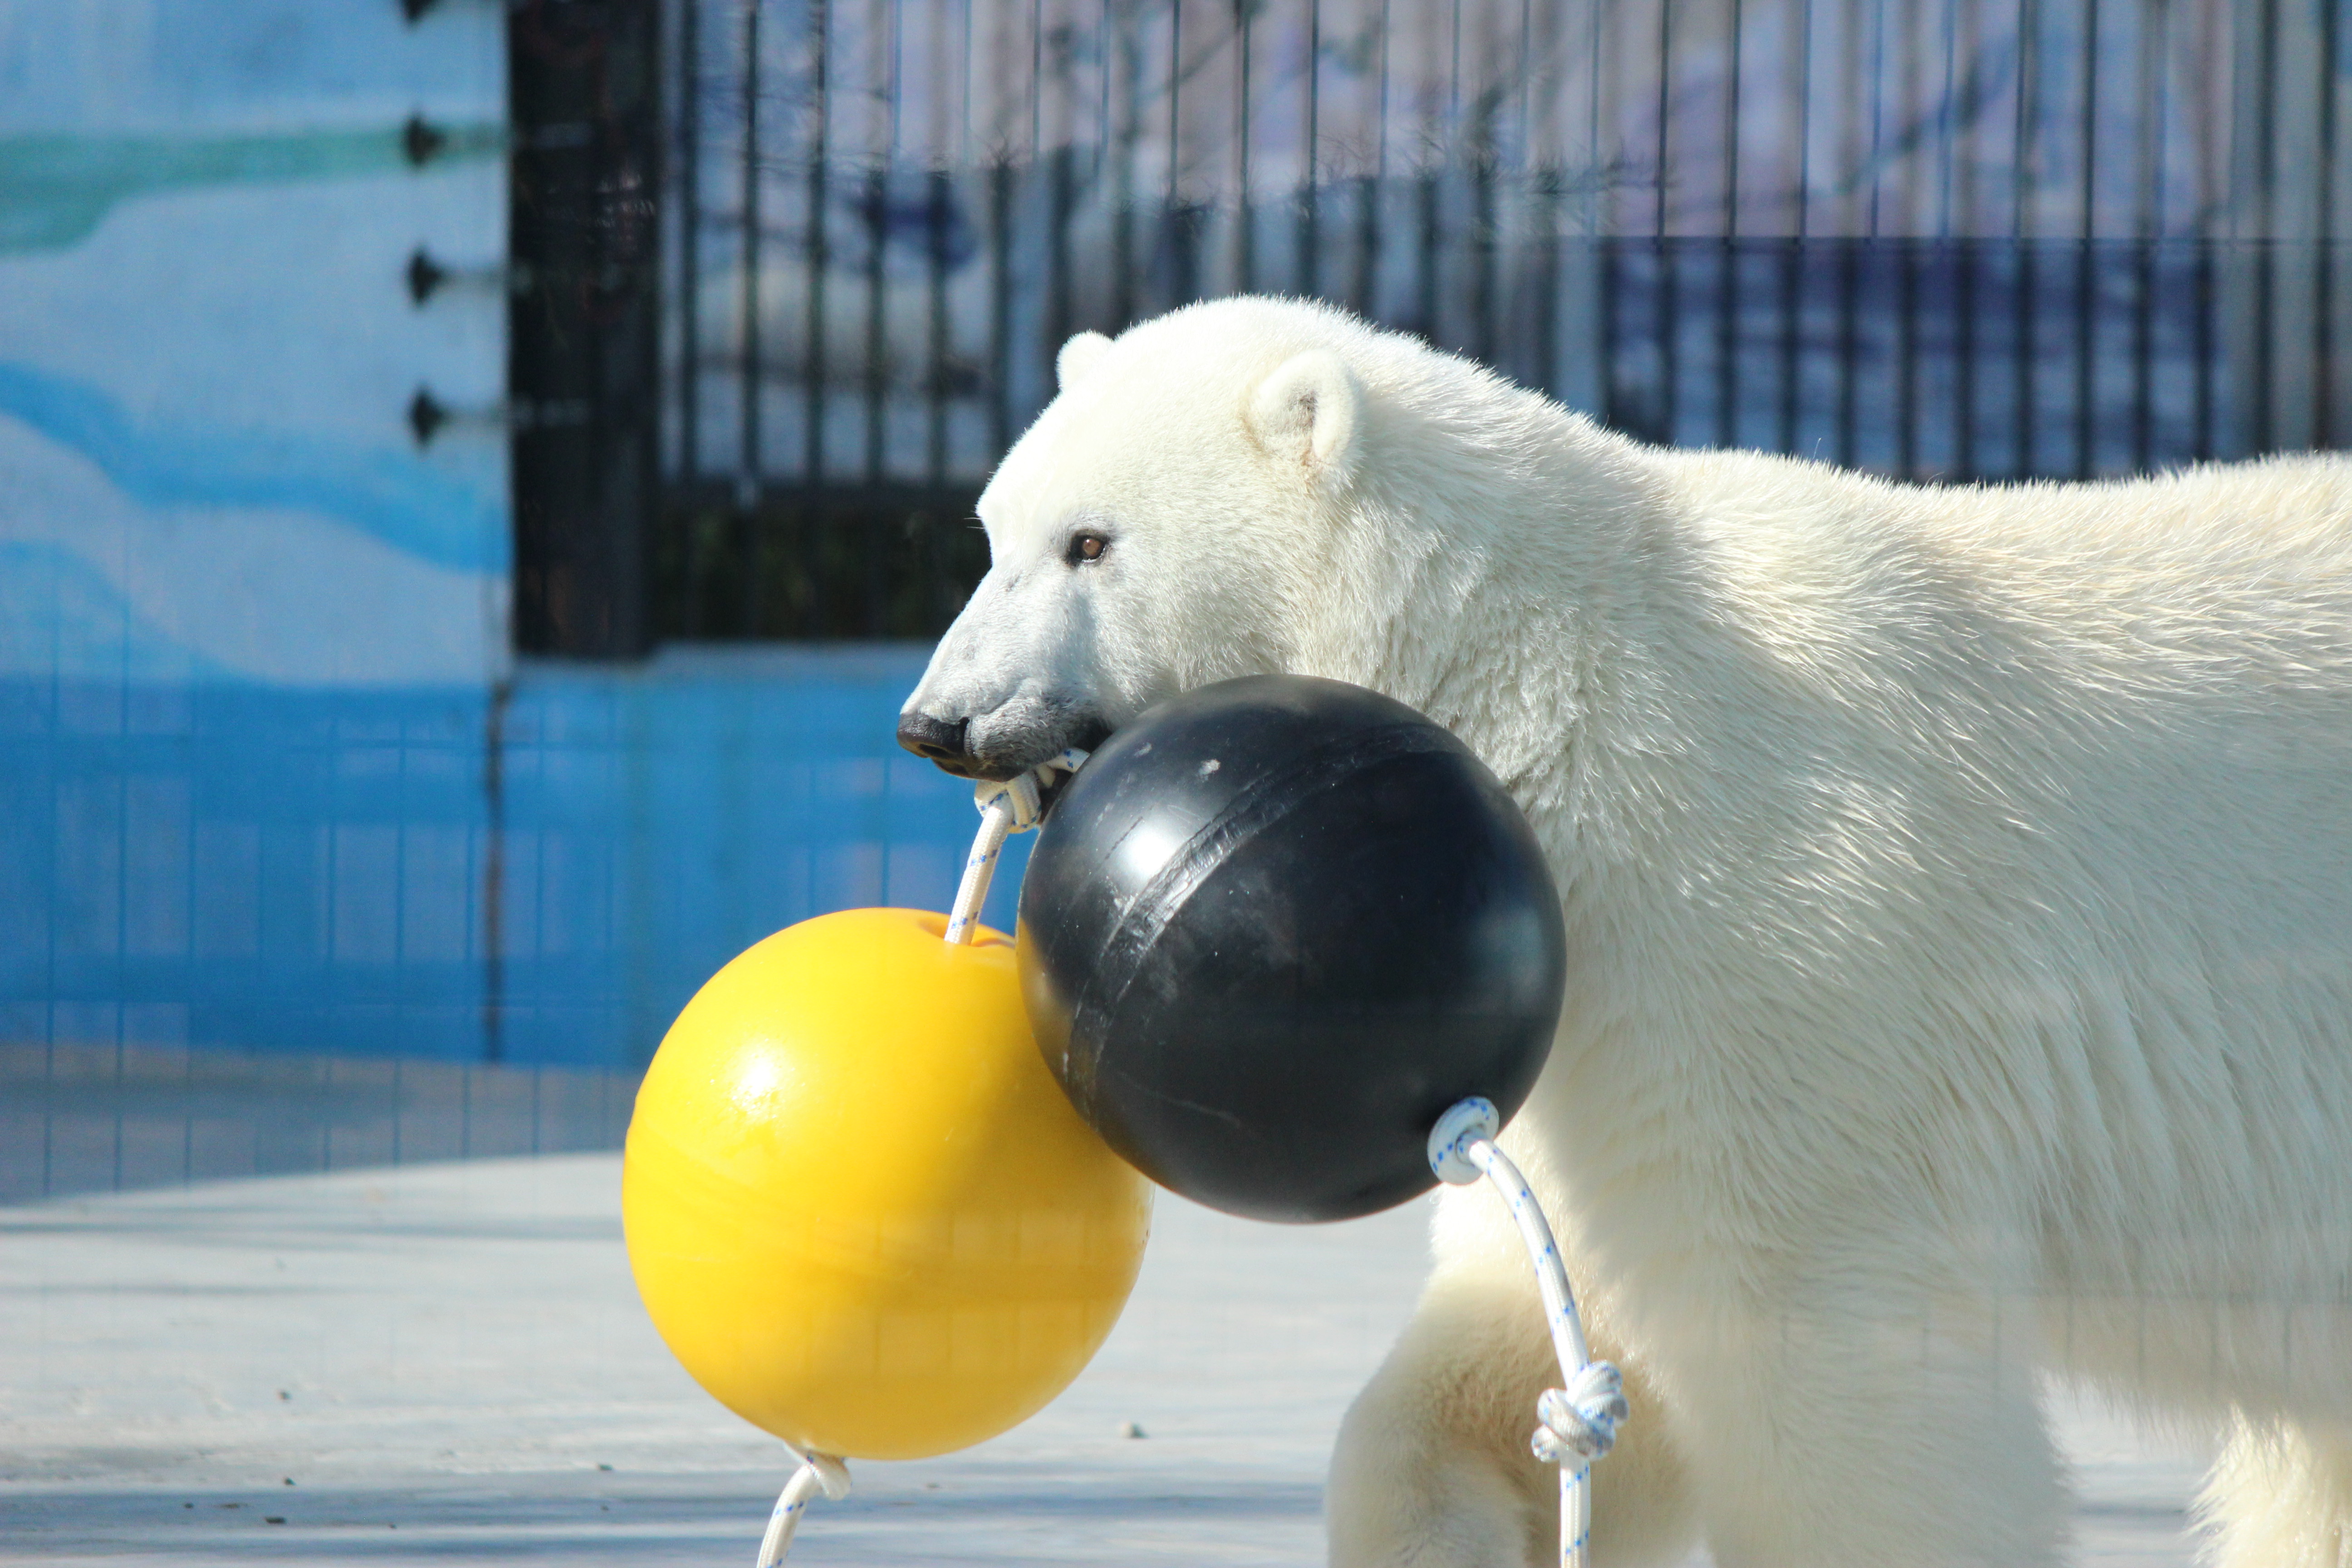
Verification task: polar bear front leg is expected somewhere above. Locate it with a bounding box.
[1328,1263,1695,1568]
[2198,1415,2352,1568]
[1661,1274,2068,1568]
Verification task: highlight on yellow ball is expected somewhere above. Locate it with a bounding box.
[622,906,1152,1461]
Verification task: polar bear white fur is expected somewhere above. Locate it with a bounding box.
[899,297,2352,1568]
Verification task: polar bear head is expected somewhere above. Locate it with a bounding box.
[898,297,1399,780]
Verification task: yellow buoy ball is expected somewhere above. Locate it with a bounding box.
[622,906,1152,1460]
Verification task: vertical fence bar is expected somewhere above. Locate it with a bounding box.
[863,155,888,631]
[1168,1,1194,306]
[1892,0,1917,481]
[2074,0,2098,477]
[1950,0,1977,478]
[1780,0,1812,457]
[1112,0,1136,326]
[989,157,1014,451]
[2317,0,2339,448]
[2013,0,2038,477]
[2132,0,2161,474]
[1655,0,1677,442]
[2252,0,2280,455]
[1050,140,1073,355]
[806,0,833,496]
[739,0,764,634]
[1716,0,1743,450]
[926,163,951,484]
[1301,0,1322,297]
[681,0,702,491]
[1242,0,1260,294]
[1353,0,1388,318]
[1894,0,1919,478]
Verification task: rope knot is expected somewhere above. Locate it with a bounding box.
[975,769,1044,831]
[1530,1360,1627,1470]
[945,749,1092,945]
[972,747,1090,833]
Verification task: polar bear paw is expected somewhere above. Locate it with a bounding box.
[1529,1360,1628,1468]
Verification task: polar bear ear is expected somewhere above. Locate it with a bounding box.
[1056,331,1115,392]
[1247,350,1361,484]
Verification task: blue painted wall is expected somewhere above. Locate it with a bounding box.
[0,648,1024,1070]
[0,6,1009,1071]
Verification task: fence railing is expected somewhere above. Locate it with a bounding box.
[514,0,2352,651]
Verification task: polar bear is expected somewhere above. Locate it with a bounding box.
[897,296,2352,1568]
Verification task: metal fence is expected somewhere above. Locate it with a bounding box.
[534,0,2351,651]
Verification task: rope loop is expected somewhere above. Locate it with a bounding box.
[1531,1360,1627,1468]
[945,749,1090,944]
[974,769,1044,831]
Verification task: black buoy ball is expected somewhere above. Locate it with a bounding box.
[1016,674,1567,1224]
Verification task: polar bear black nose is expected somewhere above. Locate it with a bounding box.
[897,711,975,774]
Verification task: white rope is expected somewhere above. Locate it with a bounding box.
[1428,1098,1625,1568]
[753,749,1094,1566]
[943,749,1090,943]
[754,1451,850,1568]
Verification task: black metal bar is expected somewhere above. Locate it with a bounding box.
[1355,0,1390,318]
[1168,0,1193,305]
[1956,235,1976,478]
[1235,0,1254,294]
[2132,0,2161,474]
[1898,0,1922,475]
[1301,0,1321,297]
[1470,142,1494,365]
[1048,145,1073,363]
[989,158,1014,453]
[1845,0,1879,468]
[509,0,660,656]
[735,0,764,637]
[1655,0,1676,442]
[804,0,832,490]
[1600,234,1621,431]
[1835,236,1858,466]
[740,0,762,498]
[1514,0,1537,391]
[1717,0,1743,449]
[1112,9,1137,326]
[865,165,887,486]
[2013,0,2038,477]
[1416,171,1439,343]
[2074,0,2097,478]
[679,0,701,488]
[1779,0,1811,457]
[2253,0,2279,454]
[1942,0,1968,478]
[2194,235,2216,462]
[2318,0,2340,448]
[926,166,951,484]
[675,0,706,638]
[1897,236,1918,478]
[863,161,888,634]
[1534,168,1560,397]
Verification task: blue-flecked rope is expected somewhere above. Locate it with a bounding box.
[753,750,1093,1567]
[755,1451,850,1568]
[943,749,1091,944]
[1429,1098,1627,1568]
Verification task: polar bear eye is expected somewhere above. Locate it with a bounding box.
[1067,531,1110,566]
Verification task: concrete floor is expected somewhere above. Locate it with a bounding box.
[0,1153,2212,1565]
